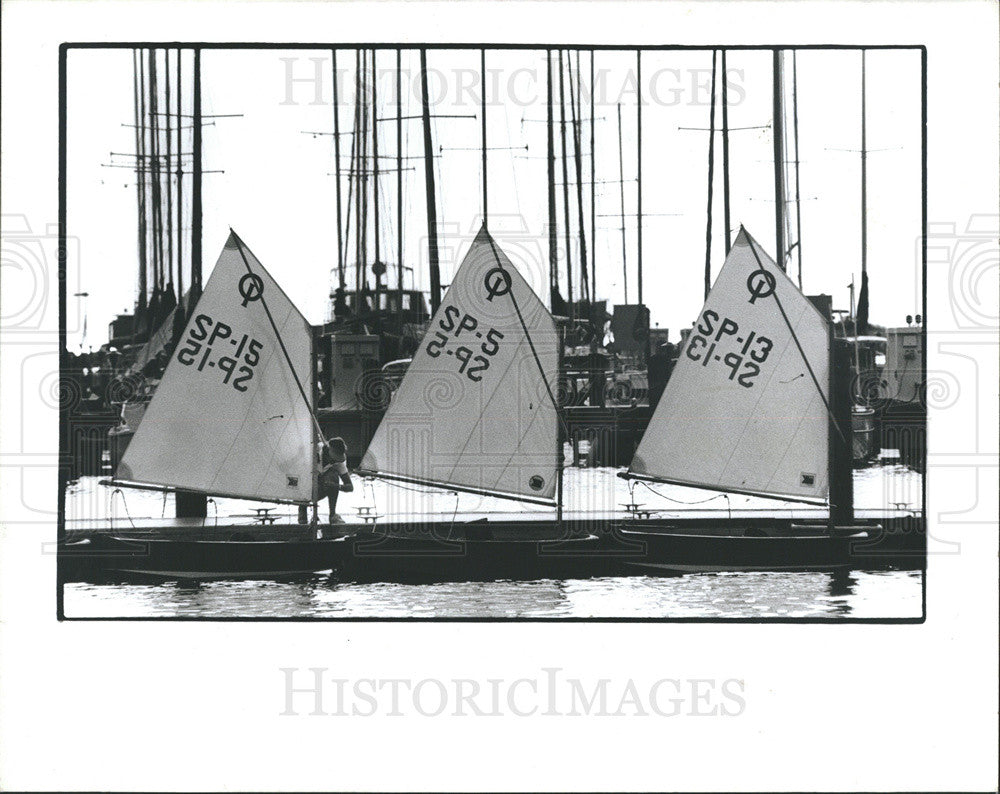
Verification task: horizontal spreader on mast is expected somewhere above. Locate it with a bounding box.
[354,470,558,508]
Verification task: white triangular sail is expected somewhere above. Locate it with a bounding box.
[628,228,830,503]
[360,226,559,504]
[118,231,317,503]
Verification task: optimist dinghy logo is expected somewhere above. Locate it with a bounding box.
[528,475,545,491]
[745,268,776,305]
[483,267,512,302]
[239,273,265,307]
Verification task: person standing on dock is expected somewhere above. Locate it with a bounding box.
[319,436,353,524]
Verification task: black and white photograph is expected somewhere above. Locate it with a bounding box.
[1,1,997,791]
[56,42,929,618]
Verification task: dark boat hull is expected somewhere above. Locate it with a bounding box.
[60,534,350,581]
[615,525,865,574]
[60,514,924,583]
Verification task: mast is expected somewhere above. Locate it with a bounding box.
[372,49,380,277]
[133,49,148,326]
[191,47,202,299]
[704,50,718,301]
[636,50,643,306]
[481,48,488,227]
[332,49,345,293]
[568,52,589,302]
[360,50,370,298]
[589,51,596,305]
[354,50,364,302]
[859,48,868,333]
[558,50,574,308]
[721,49,732,255]
[164,49,174,301]
[772,49,786,271]
[616,103,628,303]
[792,51,804,289]
[396,48,403,292]
[419,49,442,313]
[174,47,184,310]
[547,50,559,310]
[148,49,163,301]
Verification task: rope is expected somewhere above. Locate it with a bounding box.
[111,488,138,530]
[446,491,460,540]
[636,479,729,506]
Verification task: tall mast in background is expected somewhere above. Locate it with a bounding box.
[419,49,441,313]
[191,47,202,300]
[772,49,787,270]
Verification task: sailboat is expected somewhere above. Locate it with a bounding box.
[346,224,600,581]
[615,226,871,573]
[61,231,351,579]
[338,224,869,581]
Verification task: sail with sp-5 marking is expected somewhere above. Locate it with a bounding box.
[359,225,559,504]
[117,231,318,503]
[627,227,830,504]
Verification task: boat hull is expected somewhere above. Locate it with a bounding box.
[60,534,349,581]
[60,514,923,583]
[616,525,866,574]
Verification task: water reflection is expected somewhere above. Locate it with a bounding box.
[63,569,922,619]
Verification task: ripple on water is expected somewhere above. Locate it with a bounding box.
[63,570,923,619]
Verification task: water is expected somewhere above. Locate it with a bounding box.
[63,463,923,619]
[63,570,921,619]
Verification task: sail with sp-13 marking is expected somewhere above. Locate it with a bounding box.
[628,227,831,504]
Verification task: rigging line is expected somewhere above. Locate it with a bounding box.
[230,230,332,456]
[637,479,726,505]
[483,232,570,440]
[744,229,846,445]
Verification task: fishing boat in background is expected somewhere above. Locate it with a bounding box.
[61,231,351,579]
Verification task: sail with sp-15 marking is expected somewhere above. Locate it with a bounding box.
[117,231,318,503]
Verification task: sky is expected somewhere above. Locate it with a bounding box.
[65,46,923,351]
